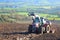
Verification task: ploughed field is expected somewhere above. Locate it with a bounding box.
[0,21,60,40]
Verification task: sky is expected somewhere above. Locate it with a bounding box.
[0,0,60,6]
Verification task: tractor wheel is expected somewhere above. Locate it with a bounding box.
[28,25,32,33]
[50,29,55,33]
[41,27,45,34]
[46,25,50,33]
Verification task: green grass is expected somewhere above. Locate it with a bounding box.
[38,13,48,17]
[16,12,60,20]
[47,18,60,20]
[15,12,28,16]
[0,12,60,20]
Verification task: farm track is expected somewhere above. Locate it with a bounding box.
[0,21,60,40]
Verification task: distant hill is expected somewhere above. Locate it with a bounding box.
[0,0,60,18]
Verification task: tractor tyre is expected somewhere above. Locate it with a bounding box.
[46,25,50,33]
[28,25,32,33]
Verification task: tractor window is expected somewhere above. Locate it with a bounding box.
[34,17,40,23]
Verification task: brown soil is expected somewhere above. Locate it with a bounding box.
[0,21,60,40]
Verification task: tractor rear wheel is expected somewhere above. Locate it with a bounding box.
[46,25,50,33]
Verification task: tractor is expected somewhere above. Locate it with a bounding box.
[28,13,55,34]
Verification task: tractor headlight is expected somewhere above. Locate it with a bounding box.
[35,23,39,28]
